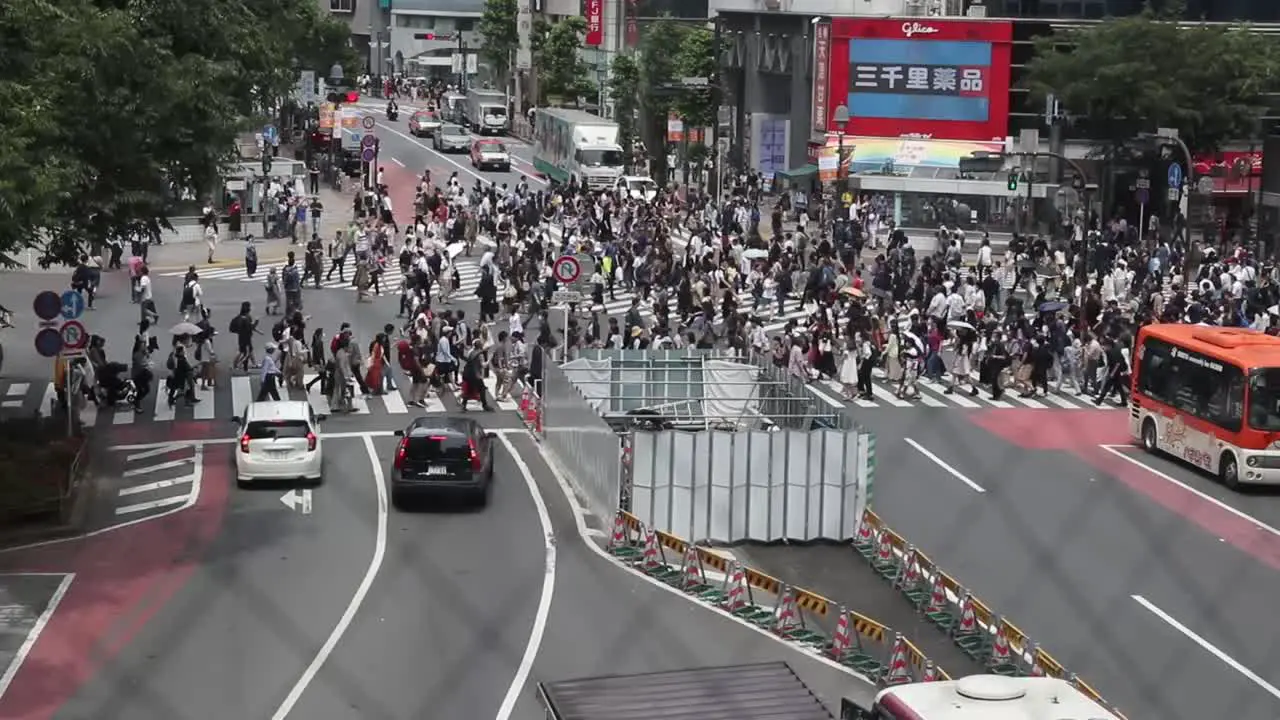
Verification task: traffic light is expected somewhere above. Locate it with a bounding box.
[326,90,360,107]
[1007,171,1019,191]
[413,32,455,41]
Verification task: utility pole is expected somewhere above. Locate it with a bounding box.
[709,15,723,201]
[457,32,466,91]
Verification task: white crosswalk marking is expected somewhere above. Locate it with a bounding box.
[0,371,482,427]
[231,376,253,418]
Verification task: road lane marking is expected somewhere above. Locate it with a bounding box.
[0,574,74,701]
[1100,445,1280,539]
[0,447,203,554]
[392,157,405,167]
[118,476,195,497]
[1133,594,1280,701]
[270,435,388,719]
[122,458,193,477]
[115,495,188,516]
[125,444,183,462]
[495,435,557,720]
[904,438,987,493]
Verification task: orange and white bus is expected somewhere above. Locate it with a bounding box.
[1130,324,1280,489]
[841,675,1121,720]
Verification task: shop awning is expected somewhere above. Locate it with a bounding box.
[776,164,817,180]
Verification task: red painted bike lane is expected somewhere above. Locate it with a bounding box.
[0,433,231,720]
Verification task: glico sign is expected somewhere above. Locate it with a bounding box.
[820,18,1013,142]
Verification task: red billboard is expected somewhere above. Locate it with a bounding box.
[585,0,603,47]
[823,18,1013,142]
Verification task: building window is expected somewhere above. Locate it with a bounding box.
[330,0,354,12]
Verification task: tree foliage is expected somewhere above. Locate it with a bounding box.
[1023,8,1280,152]
[637,19,716,182]
[536,16,595,105]
[608,54,641,157]
[0,0,353,268]
[478,0,518,88]
[673,28,717,127]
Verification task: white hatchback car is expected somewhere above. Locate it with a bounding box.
[233,401,325,486]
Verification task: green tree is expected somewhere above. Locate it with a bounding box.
[478,0,519,88]
[1023,7,1280,152]
[537,16,595,105]
[0,0,354,267]
[637,19,689,182]
[608,54,641,157]
[673,27,717,127]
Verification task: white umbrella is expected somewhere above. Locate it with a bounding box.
[170,322,202,336]
[903,331,925,353]
[446,241,465,259]
[948,320,975,331]
[743,248,768,260]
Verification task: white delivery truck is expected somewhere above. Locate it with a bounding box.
[463,89,509,135]
[532,108,625,191]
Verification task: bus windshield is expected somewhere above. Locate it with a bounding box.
[1248,369,1280,430]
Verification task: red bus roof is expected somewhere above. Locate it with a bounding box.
[1139,323,1280,371]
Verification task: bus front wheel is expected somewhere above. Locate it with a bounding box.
[1220,452,1241,491]
[1141,419,1158,453]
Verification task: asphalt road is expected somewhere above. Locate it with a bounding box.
[850,406,1280,720]
[1,429,878,718]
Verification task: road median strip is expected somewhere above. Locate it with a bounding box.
[603,507,1127,716]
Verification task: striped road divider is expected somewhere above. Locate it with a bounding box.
[604,510,949,688]
[852,510,1127,717]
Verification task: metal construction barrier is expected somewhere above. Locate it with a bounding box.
[538,364,625,521]
[603,508,1127,716]
[629,428,872,542]
[851,510,1128,718]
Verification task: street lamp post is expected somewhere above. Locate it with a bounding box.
[327,63,345,185]
[832,104,850,203]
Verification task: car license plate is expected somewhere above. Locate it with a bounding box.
[426,466,448,476]
[270,450,290,459]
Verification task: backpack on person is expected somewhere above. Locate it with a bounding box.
[181,283,195,308]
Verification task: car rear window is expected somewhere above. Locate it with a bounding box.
[247,419,310,439]
[406,434,471,461]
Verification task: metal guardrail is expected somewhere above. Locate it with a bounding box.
[603,508,1127,718]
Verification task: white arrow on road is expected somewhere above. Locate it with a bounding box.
[280,489,313,515]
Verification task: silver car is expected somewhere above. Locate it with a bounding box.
[433,124,469,153]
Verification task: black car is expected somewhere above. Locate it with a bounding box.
[390,417,495,507]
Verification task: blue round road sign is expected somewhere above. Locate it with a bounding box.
[361,147,377,163]
[60,289,85,320]
[34,328,62,358]
[33,291,61,321]
[1168,163,1183,188]
[263,124,279,143]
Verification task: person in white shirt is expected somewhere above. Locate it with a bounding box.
[138,269,158,324]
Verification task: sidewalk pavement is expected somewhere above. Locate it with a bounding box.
[148,186,357,272]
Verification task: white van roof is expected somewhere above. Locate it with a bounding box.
[243,400,312,422]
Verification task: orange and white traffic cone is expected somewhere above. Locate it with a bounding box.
[921,660,940,682]
[882,633,911,685]
[723,562,748,611]
[828,606,852,660]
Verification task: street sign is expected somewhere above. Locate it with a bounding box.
[516,47,532,71]
[34,328,62,358]
[32,291,61,321]
[1136,188,1149,205]
[1167,187,1180,202]
[59,289,84,320]
[362,115,376,130]
[1168,162,1184,189]
[60,320,87,350]
[552,290,583,305]
[297,70,316,105]
[361,134,378,149]
[262,124,279,145]
[1135,178,1151,190]
[552,255,581,284]
[360,147,376,163]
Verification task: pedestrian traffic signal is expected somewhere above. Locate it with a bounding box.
[1007,171,1018,191]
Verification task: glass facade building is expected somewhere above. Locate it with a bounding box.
[983,0,1280,22]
